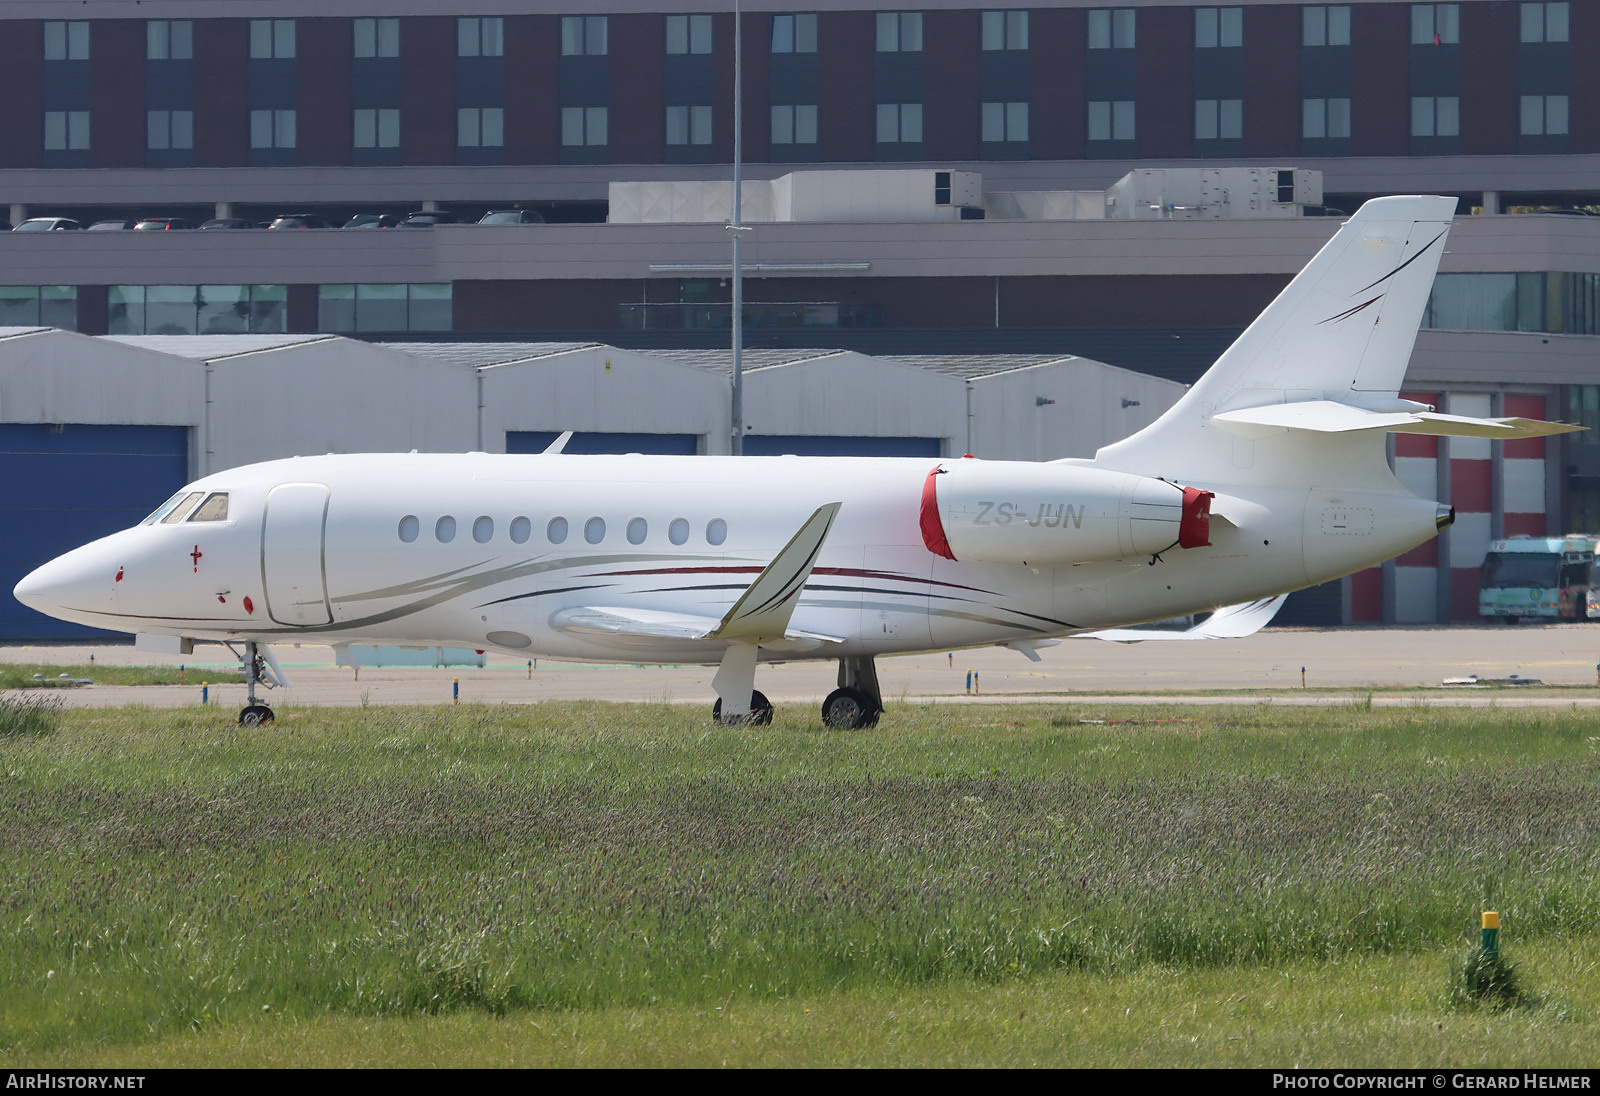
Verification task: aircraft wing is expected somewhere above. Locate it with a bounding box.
[548,502,847,650]
[1074,595,1288,643]
[548,604,843,646]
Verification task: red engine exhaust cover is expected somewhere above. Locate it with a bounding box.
[1179,486,1214,549]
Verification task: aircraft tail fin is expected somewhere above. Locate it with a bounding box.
[1093,195,1460,484]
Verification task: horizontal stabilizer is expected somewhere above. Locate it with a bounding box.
[1213,400,1581,440]
[1075,595,1287,643]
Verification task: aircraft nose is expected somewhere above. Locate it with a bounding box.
[13,546,114,617]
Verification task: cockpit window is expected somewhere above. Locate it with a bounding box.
[157,492,205,525]
[142,490,193,526]
[187,492,230,522]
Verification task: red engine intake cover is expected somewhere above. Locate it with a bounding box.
[920,467,957,560]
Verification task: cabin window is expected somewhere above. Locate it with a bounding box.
[626,517,647,544]
[668,518,690,545]
[707,518,728,545]
[398,515,419,542]
[473,516,493,543]
[159,491,205,524]
[547,517,568,544]
[187,492,230,522]
[436,516,456,543]
[584,517,606,544]
[510,516,531,544]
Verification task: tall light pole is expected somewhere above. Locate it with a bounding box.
[728,0,748,455]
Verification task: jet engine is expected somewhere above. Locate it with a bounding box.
[919,460,1213,567]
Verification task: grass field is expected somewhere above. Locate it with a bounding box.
[2,699,1598,1066]
[0,664,191,690]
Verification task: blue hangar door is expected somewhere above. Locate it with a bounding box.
[0,424,189,640]
[743,436,941,457]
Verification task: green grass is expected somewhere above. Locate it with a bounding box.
[0,664,192,689]
[2,700,1599,1065]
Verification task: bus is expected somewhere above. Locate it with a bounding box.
[1479,536,1596,623]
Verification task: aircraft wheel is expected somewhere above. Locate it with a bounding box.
[712,690,773,725]
[239,704,275,728]
[821,687,879,729]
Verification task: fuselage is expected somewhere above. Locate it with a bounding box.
[13,450,1444,663]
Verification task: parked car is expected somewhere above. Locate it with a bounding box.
[268,213,336,230]
[86,219,139,231]
[13,217,81,231]
[198,218,258,230]
[477,209,546,225]
[133,217,196,231]
[342,213,401,229]
[397,211,460,227]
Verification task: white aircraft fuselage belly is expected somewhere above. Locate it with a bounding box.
[15,451,1442,663]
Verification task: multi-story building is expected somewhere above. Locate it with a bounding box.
[0,1,1596,626]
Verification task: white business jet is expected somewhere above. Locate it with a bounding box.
[12,196,1578,727]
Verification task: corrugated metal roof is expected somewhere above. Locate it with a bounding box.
[103,334,340,360]
[878,353,1091,380]
[646,347,845,373]
[380,341,602,369]
[0,327,49,340]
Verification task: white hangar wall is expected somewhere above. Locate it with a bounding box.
[470,345,733,455]
[966,360,1188,463]
[107,335,479,472]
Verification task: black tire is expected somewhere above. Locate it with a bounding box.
[713,690,773,725]
[238,704,275,727]
[821,686,880,729]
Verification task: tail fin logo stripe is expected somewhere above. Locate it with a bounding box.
[1317,294,1384,326]
[1355,228,1448,294]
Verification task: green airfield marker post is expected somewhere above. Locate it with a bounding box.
[1482,910,1500,961]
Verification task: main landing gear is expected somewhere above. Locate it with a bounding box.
[710,646,883,729]
[234,639,275,727]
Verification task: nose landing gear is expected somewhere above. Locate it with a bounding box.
[234,640,276,727]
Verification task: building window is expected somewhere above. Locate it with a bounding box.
[458,17,504,57]
[250,20,296,59]
[771,13,817,53]
[1410,4,1459,45]
[147,20,192,60]
[1088,9,1136,50]
[1411,96,1459,137]
[666,14,713,54]
[561,106,608,146]
[354,17,400,58]
[771,104,818,144]
[354,108,400,149]
[982,102,1028,142]
[147,110,193,150]
[0,287,77,331]
[43,111,89,151]
[561,16,608,56]
[1521,94,1569,136]
[458,107,503,147]
[318,284,452,333]
[876,102,922,143]
[1521,3,1569,43]
[982,11,1028,50]
[1302,97,1351,138]
[108,285,288,336]
[1196,7,1243,48]
[1302,6,1351,47]
[250,110,296,149]
[43,21,89,61]
[1088,100,1135,141]
[876,12,923,52]
[1195,98,1242,140]
[666,105,713,146]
